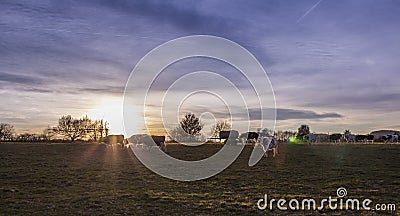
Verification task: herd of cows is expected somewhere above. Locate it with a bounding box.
[305,133,398,144]
[218,130,399,145]
[125,131,280,157]
[104,130,399,156]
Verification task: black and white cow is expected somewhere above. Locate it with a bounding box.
[365,134,374,143]
[356,135,367,143]
[259,136,278,158]
[344,134,356,143]
[239,132,259,144]
[382,134,399,144]
[330,134,342,143]
[356,134,374,143]
[129,134,167,152]
[305,133,317,144]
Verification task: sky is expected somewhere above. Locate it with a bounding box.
[1,0,400,136]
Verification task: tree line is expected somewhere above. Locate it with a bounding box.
[168,113,299,142]
[0,115,109,142]
[1,112,311,143]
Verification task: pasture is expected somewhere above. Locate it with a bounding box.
[1,142,399,215]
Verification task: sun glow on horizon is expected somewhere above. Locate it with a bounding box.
[88,97,143,136]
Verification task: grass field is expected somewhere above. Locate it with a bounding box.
[1,142,399,215]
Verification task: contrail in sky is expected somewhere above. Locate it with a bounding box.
[296,0,324,23]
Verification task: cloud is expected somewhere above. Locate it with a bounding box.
[91,0,240,33]
[276,108,342,120]
[156,104,342,121]
[0,72,42,84]
[75,86,125,95]
[0,117,29,124]
[244,108,342,121]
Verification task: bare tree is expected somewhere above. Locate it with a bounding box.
[41,127,55,141]
[210,120,231,138]
[54,115,109,142]
[180,113,203,136]
[54,115,89,142]
[88,120,109,141]
[0,123,15,141]
[169,113,203,142]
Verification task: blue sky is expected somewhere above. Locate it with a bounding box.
[1,0,400,135]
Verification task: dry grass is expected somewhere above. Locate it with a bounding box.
[0,142,399,215]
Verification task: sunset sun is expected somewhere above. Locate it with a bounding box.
[88,97,125,135]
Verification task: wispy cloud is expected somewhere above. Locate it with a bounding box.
[0,72,42,84]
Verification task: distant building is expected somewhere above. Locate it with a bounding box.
[370,130,399,142]
[102,134,125,144]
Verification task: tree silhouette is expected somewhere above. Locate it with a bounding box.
[180,113,203,136]
[54,115,108,142]
[297,124,310,137]
[41,127,55,141]
[87,120,109,141]
[0,123,15,141]
[172,113,204,142]
[210,120,231,138]
[16,133,37,142]
[54,115,86,142]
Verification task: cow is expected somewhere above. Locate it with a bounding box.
[344,134,356,143]
[259,135,278,158]
[330,133,342,143]
[129,134,167,152]
[239,132,259,144]
[356,135,367,143]
[365,134,374,143]
[220,130,239,145]
[305,133,317,144]
[316,134,330,143]
[382,134,399,144]
[355,134,375,144]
